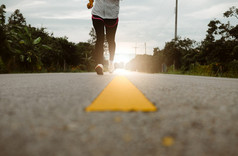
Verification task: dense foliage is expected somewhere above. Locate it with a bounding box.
[0,5,95,73]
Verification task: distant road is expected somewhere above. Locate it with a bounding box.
[0,71,238,156]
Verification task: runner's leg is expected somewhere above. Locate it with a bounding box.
[105,20,118,62]
[92,17,105,65]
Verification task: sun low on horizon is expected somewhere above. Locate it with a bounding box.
[114,46,135,65]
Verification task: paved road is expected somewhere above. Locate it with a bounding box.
[0,71,238,156]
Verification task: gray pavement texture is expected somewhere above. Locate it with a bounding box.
[0,72,238,156]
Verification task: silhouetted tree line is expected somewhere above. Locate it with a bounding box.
[0,4,95,73]
[126,6,238,77]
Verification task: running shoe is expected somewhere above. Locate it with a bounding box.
[95,64,104,75]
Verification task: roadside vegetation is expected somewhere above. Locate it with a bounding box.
[126,6,238,78]
[0,4,95,73]
[0,4,237,78]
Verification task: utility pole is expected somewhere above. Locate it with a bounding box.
[175,0,178,40]
[134,43,138,56]
[144,42,147,55]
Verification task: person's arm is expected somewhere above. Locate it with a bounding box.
[87,0,94,9]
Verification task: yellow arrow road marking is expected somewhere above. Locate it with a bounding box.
[85,76,157,112]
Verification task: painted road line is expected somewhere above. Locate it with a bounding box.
[85,76,157,112]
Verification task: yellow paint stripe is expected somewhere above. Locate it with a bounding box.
[85,76,157,112]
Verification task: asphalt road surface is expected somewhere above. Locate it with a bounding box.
[0,71,238,156]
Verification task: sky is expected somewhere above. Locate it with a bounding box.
[2,0,238,63]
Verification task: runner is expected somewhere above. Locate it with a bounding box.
[87,0,120,75]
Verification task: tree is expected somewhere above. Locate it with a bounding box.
[17,26,43,70]
[224,6,238,40]
[201,6,238,66]
[152,47,165,72]
[5,9,43,71]
[5,9,52,71]
[224,6,238,19]
[0,4,7,51]
[88,27,96,45]
[0,4,6,27]
[0,4,11,72]
[76,42,94,71]
[8,9,26,26]
[163,39,182,69]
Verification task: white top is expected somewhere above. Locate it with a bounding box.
[92,0,120,19]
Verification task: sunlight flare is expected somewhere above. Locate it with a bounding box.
[114,69,131,75]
